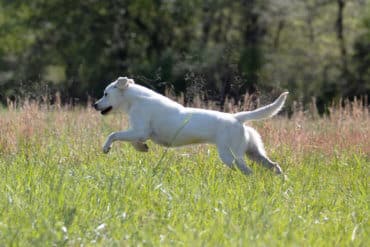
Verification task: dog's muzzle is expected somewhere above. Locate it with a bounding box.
[100,106,112,115]
[93,103,112,115]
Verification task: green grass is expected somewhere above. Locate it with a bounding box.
[0,110,369,246]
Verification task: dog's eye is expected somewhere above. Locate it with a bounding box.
[104,93,108,97]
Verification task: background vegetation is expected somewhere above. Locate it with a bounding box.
[0,0,369,110]
[0,100,368,246]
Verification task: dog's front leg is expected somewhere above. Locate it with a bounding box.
[103,129,149,153]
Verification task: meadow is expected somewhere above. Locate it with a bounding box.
[0,97,368,246]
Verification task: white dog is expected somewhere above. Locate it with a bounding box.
[93,77,288,175]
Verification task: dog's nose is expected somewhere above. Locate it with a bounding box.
[92,102,98,109]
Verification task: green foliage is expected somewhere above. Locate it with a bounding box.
[352,7,370,98]
[0,0,369,107]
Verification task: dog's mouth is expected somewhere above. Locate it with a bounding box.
[101,106,113,115]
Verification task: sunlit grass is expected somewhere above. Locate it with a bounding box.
[0,101,368,246]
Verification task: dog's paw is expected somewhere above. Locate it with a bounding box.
[103,145,111,154]
[274,164,283,175]
[138,143,149,152]
[132,142,149,152]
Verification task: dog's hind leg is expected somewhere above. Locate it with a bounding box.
[247,149,283,174]
[217,145,253,175]
[235,157,253,176]
[244,126,283,174]
[131,142,149,152]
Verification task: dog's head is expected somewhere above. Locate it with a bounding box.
[93,77,134,115]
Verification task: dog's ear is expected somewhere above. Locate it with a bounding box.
[116,77,134,90]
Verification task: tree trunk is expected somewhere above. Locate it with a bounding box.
[336,0,349,90]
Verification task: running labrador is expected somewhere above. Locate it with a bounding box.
[94,77,288,175]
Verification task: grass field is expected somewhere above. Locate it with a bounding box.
[0,100,369,246]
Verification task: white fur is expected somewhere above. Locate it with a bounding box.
[94,76,288,175]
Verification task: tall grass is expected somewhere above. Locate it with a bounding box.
[0,96,368,246]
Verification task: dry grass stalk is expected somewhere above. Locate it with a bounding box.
[0,94,368,163]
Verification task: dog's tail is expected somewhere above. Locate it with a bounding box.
[234,92,289,123]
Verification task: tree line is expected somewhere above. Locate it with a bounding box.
[0,0,369,111]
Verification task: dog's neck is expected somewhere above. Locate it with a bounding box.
[116,89,133,113]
